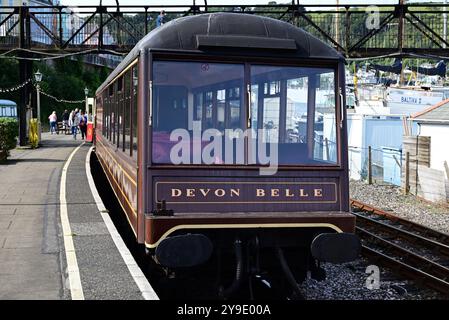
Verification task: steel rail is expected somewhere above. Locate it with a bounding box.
[351,198,449,295]
[354,211,449,259]
[357,227,449,282]
[351,199,449,245]
[361,245,449,295]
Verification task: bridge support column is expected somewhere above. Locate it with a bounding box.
[18,5,32,146]
[18,59,33,146]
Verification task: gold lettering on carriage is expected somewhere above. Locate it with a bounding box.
[170,187,325,200]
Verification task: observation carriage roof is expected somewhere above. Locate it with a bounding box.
[97,12,343,95]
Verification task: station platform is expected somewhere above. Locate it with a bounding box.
[0,133,158,300]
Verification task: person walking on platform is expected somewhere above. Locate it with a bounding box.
[69,110,80,140]
[79,111,88,140]
[61,109,69,133]
[48,111,57,135]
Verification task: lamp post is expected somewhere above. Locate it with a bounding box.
[84,87,89,116]
[34,70,42,144]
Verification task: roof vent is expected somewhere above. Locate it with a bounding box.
[196,35,297,51]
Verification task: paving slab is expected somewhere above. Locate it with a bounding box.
[65,144,144,300]
[0,132,151,300]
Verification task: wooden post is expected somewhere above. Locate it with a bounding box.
[404,151,410,195]
[368,146,372,184]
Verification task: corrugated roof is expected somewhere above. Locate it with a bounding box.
[412,98,449,122]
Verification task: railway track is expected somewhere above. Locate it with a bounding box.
[350,199,449,295]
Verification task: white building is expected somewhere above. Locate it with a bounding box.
[412,99,449,173]
[346,113,410,185]
[410,99,449,203]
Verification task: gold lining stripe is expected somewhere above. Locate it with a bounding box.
[155,181,338,204]
[97,137,137,186]
[96,146,139,230]
[156,201,337,204]
[97,151,138,237]
[97,144,138,217]
[144,223,343,249]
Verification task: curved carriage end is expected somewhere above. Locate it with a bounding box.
[94,12,359,298]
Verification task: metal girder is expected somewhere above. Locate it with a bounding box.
[0,10,17,29]
[61,11,97,49]
[404,15,443,49]
[348,12,396,53]
[298,11,346,52]
[80,15,113,46]
[407,11,449,49]
[29,12,58,45]
[106,12,140,42]
[5,19,19,36]
[0,3,449,58]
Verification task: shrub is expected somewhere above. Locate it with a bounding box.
[0,118,19,161]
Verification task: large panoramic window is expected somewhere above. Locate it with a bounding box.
[151,60,338,166]
[250,65,337,165]
[152,61,245,164]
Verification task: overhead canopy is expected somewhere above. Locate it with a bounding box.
[97,13,343,94]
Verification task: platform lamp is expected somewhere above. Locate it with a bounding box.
[34,70,43,144]
[84,87,89,116]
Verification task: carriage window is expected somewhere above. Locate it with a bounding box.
[106,96,111,140]
[250,65,337,165]
[152,61,245,164]
[96,96,102,134]
[111,85,116,145]
[117,90,122,148]
[104,95,109,140]
[132,66,138,161]
[124,70,131,154]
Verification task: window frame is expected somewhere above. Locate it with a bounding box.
[149,54,343,170]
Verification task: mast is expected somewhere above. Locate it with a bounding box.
[444,0,447,48]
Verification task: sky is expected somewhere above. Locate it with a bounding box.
[58,0,444,9]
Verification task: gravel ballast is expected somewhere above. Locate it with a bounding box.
[301,259,444,300]
[301,180,448,300]
[350,180,449,234]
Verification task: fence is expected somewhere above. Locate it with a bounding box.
[401,135,448,203]
[348,137,448,203]
[314,136,338,163]
[348,145,402,186]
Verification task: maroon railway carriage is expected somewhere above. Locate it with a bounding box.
[94,13,360,296]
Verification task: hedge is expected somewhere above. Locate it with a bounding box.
[0,118,18,161]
